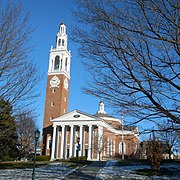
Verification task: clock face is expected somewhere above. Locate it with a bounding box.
[64,78,69,90]
[50,76,60,87]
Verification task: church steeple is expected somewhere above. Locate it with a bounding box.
[56,22,67,49]
[42,22,71,156]
[48,22,71,78]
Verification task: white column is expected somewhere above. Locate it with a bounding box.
[88,125,92,160]
[92,126,94,159]
[56,127,60,159]
[114,140,116,156]
[79,125,83,156]
[97,126,103,160]
[74,126,78,157]
[64,126,67,159]
[69,125,74,157]
[107,137,109,155]
[60,125,65,159]
[51,125,57,160]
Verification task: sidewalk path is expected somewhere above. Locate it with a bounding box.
[63,161,107,180]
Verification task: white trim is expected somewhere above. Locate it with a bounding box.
[48,71,70,79]
[51,110,135,135]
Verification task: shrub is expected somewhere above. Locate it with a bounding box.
[79,156,87,161]
[69,156,87,162]
[36,155,50,161]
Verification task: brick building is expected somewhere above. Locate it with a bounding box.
[42,23,139,160]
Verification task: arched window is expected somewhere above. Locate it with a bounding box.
[62,39,64,46]
[47,136,52,149]
[119,142,126,155]
[58,39,61,46]
[65,58,68,71]
[51,60,53,71]
[60,59,63,69]
[54,56,60,70]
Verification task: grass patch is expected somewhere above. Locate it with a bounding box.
[0,159,92,169]
[54,159,92,168]
[0,161,51,169]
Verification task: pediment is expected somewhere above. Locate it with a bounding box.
[51,110,101,122]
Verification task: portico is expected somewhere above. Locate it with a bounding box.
[50,123,98,160]
[49,108,139,161]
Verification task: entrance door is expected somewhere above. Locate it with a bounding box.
[85,149,88,159]
[67,149,69,159]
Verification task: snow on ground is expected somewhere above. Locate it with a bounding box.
[0,162,76,180]
[0,160,179,180]
[95,160,180,180]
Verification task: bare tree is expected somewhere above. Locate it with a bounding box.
[92,130,107,161]
[72,0,180,127]
[0,0,40,112]
[16,111,37,158]
[146,132,163,171]
[157,121,180,159]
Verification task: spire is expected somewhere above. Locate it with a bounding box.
[98,101,106,114]
[56,22,67,49]
[59,22,66,35]
[48,22,71,77]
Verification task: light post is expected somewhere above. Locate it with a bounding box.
[121,112,124,160]
[76,137,80,166]
[32,129,40,180]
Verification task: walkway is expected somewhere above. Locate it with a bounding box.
[63,161,107,180]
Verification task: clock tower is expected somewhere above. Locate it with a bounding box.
[42,22,71,155]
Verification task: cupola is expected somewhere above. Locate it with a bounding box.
[98,101,106,114]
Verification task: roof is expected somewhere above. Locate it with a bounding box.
[94,112,115,118]
[60,21,65,26]
[94,113,137,131]
[116,125,137,131]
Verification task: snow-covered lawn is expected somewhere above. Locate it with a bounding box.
[96,160,180,180]
[0,162,76,180]
[0,160,179,180]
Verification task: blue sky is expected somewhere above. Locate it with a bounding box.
[18,0,102,130]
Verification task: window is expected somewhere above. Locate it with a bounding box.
[60,59,63,69]
[51,60,53,71]
[54,56,60,70]
[61,27,64,34]
[65,58,68,71]
[128,143,130,154]
[119,142,126,154]
[47,136,52,149]
[51,102,54,107]
[58,39,61,46]
[62,39,64,46]
[52,89,55,93]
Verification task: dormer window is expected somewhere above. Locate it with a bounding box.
[54,56,60,70]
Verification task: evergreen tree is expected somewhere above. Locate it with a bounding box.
[0,98,18,160]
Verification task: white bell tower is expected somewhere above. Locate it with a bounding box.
[48,22,71,78]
